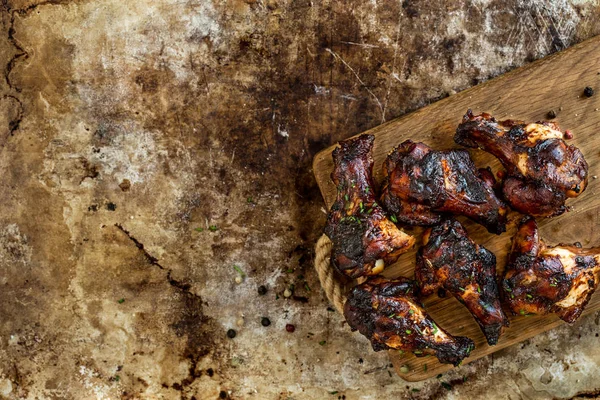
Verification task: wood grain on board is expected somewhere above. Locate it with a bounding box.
[313,35,600,381]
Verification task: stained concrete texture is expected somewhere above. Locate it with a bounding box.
[0,0,600,399]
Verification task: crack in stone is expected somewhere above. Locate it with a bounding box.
[114,223,198,298]
[2,0,72,97]
[2,94,23,138]
[0,1,69,138]
[569,389,600,399]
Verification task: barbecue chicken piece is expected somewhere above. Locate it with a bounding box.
[380,140,508,234]
[416,219,509,345]
[344,277,475,366]
[503,217,600,323]
[325,135,415,278]
[455,110,588,217]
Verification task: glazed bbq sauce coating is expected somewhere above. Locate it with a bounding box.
[503,217,600,323]
[416,219,509,345]
[324,135,415,279]
[455,110,588,217]
[344,277,475,366]
[380,140,508,234]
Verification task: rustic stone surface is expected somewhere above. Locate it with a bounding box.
[0,0,599,399]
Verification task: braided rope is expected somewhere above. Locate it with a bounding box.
[314,234,346,314]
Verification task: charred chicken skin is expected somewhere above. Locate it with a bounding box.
[416,219,509,345]
[325,135,415,278]
[455,110,588,217]
[344,277,474,365]
[380,140,508,234]
[503,217,600,323]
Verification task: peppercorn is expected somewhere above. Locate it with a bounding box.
[564,129,573,139]
[584,86,594,97]
[261,317,271,327]
[257,285,268,295]
[219,391,227,399]
[547,110,556,119]
[285,324,295,333]
[226,329,236,339]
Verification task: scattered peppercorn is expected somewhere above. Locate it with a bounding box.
[584,86,594,97]
[261,317,271,327]
[107,202,117,211]
[285,324,295,333]
[547,110,556,119]
[219,391,227,399]
[257,285,268,295]
[206,368,214,377]
[358,358,363,364]
[226,329,236,339]
[564,129,573,139]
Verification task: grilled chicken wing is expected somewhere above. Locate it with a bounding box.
[503,217,600,322]
[344,277,475,366]
[455,110,588,217]
[325,135,415,278]
[416,219,509,345]
[380,140,508,234]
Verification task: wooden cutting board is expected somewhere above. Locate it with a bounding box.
[312,35,600,381]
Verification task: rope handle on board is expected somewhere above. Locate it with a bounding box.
[314,234,346,314]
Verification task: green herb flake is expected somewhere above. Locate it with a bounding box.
[549,283,557,287]
[504,287,512,292]
[304,283,311,292]
[359,202,364,212]
[432,323,439,335]
[390,215,398,223]
[408,309,414,315]
[436,374,443,379]
[247,197,254,203]
[477,287,482,294]
[526,294,533,299]
[423,365,428,372]
[344,194,349,202]
[329,391,338,395]
[388,313,396,319]
[114,375,120,382]
[117,298,125,304]
[412,388,420,392]
[208,225,218,232]
[233,265,246,277]
[286,269,294,273]
[413,350,423,355]
[441,382,452,390]
[405,329,412,335]
[519,309,527,315]
[194,227,204,232]
[459,287,465,292]
[319,340,326,346]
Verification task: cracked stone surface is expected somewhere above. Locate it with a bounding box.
[1,0,600,399]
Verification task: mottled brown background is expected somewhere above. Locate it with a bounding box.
[0,0,600,399]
